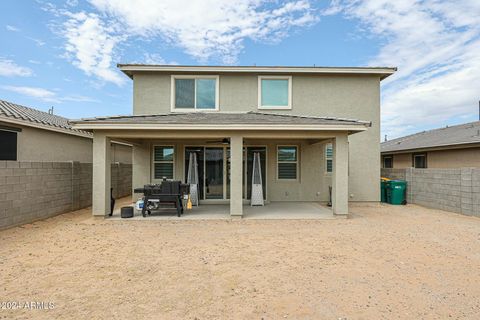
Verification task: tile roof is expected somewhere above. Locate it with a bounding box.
[381,121,480,153]
[71,111,371,127]
[0,99,90,135]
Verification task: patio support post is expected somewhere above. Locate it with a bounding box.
[92,132,111,216]
[230,135,243,216]
[333,133,349,216]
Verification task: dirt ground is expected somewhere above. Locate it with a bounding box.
[1,202,479,320]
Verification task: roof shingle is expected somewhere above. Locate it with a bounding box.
[0,99,89,135]
[381,121,480,153]
[71,111,371,127]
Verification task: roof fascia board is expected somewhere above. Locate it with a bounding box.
[381,141,480,154]
[72,123,368,132]
[118,65,396,80]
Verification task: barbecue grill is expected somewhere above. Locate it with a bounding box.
[134,180,190,217]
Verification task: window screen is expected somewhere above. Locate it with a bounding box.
[174,77,216,110]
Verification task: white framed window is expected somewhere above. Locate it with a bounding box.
[258,76,292,110]
[277,145,298,180]
[153,145,175,179]
[171,75,219,111]
[325,143,333,174]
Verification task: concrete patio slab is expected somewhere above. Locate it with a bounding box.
[109,198,333,220]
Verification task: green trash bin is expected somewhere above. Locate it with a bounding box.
[386,180,407,205]
[380,180,387,202]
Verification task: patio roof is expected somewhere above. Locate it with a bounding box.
[70,111,371,132]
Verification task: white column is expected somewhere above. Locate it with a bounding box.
[92,132,111,216]
[230,135,243,216]
[333,133,349,215]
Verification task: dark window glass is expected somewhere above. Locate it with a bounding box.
[0,130,17,160]
[413,154,426,168]
[383,156,393,168]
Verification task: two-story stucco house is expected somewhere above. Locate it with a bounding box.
[71,65,395,217]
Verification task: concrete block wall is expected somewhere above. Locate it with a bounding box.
[0,161,132,230]
[381,167,480,217]
[111,163,132,199]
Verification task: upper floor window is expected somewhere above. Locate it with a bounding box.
[258,76,292,110]
[172,75,219,111]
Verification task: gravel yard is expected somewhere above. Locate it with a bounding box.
[1,201,479,319]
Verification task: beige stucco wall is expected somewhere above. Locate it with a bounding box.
[392,153,412,168]
[386,148,480,169]
[5,123,132,163]
[16,125,93,162]
[428,148,480,168]
[131,72,381,201]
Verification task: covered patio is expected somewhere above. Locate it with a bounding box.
[71,112,371,218]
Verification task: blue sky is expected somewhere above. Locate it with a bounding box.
[0,0,479,139]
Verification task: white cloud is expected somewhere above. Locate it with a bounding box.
[2,86,57,102]
[324,0,480,139]
[1,85,98,103]
[0,58,33,77]
[89,0,317,64]
[62,11,125,85]
[6,25,20,32]
[56,1,317,84]
[27,37,46,46]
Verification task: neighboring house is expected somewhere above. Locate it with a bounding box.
[381,121,480,169]
[0,99,132,163]
[71,65,396,217]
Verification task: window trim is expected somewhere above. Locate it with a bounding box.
[170,75,220,112]
[276,145,299,181]
[382,155,393,169]
[152,145,175,181]
[324,142,334,175]
[258,75,292,110]
[412,153,427,168]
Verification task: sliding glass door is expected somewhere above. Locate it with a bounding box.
[205,147,224,199]
[185,145,266,201]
